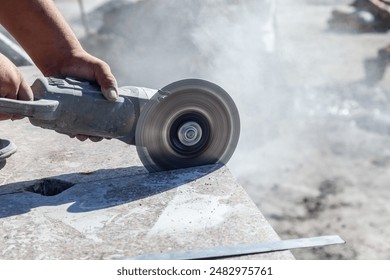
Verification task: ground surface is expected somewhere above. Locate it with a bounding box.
[238,0,390,259]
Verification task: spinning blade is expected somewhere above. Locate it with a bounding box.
[135,79,240,172]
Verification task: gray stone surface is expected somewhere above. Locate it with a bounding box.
[0,66,293,260]
[0,163,293,260]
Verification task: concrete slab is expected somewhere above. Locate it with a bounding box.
[0,165,293,260]
[0,66,293,259]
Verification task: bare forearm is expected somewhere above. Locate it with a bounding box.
[0,0,118,105]
[0,0,82,74]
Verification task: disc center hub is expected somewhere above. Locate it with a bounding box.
[177,121,202,146]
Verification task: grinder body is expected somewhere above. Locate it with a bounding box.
[1,77,155,145]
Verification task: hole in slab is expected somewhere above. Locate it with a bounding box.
[25,178,75,196]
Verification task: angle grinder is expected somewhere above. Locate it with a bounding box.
[0,77,240,172]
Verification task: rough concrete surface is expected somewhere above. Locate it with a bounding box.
[0,162,292,260]
[0,67,293,259]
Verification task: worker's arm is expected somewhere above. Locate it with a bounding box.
[0,0,118,102]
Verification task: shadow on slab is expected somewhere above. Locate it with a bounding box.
[0,164,221,218]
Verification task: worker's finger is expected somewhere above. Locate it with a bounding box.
[74,134,104,142]
[17,77,34,101]
[75,135,89,141]
[89,136,103,142]
[0,113,12,121]
[94,62,118,102]
[101,87,119,102]
[11,77,34,120]
[10,114,24,121]
[69,134,103,142]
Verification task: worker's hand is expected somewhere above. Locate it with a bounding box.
[0,53,34,121]
[1,1,117,141]
[43,49,118,142]
[52,49,119,102]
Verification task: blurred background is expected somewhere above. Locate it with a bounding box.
[5,0,390,259]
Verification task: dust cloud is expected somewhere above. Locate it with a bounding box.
[81,0,299,177]
[80,0,390,259]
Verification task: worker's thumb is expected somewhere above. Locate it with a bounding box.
[102,87,118,102]
[95,62,119,102]
[11,76,34,120]
[18,76,34,101]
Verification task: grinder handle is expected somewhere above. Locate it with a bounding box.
[0,98,59,120]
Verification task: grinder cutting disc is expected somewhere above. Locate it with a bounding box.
[135,79,240,172]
